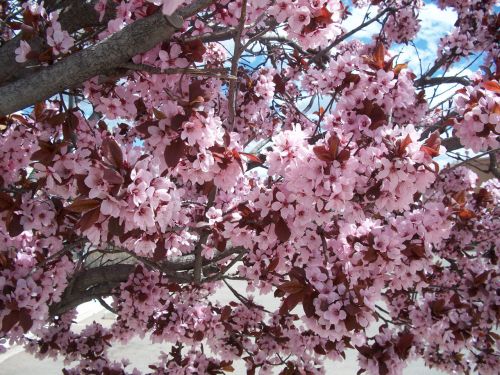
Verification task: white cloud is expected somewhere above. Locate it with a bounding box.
[342,6,382,41]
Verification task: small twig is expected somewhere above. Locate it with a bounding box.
[223,279,272,313]
[97,297,117,314]
[205,251,246,282]
[311,7,394,66]
[445,147,500,172]
[193,186,218,284]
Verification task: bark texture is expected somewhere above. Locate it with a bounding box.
[0,0,211,116]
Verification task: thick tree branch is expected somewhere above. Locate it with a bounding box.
[49,244,247,316]
[488,151,500,179]
[0,0,115,84]
[0,0,213,116]
[49,263,135,316]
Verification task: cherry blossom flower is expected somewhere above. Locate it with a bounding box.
[14,40,31,63]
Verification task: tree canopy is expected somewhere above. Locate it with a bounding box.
[0,0,499,374]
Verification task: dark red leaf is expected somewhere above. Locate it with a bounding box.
[33,102,45,120]
[277,279,304,294]
[275,216,291,242]
[164,138,185,168]
[153,240,166,262]
[365,181,382,201]
[153,108,167,120]
[18,308,33,332]
[0,192,14,211]
[189,80,207,104]
[328,135,340,157]
[181,40,206,63]
[193,330,204,341]
[1,310,19,332]
[172,114,189,132]
[77,208,100,231]
[420,130,441,157]
[474,271,490,285]
[102,138,124,169]
[430,299,446,317]
[404,243,425,259]
[103,168,124,185]
[66,198,101,213]
[107,217,125,240]
[167,283,181,292]
[393,63,408,76]
[134,98,147,120]
[46,112,66,127]
[379,360,389,375]
[221,306,232,322]
[356,345,372,358]
[273,74,286,94]
[344,312,362,331]
[394,332,414,359]
[313,145,332,162]
[279,291,303,315]
[398,135,412,156]
[337,149,350,163]
[302,288,317,318]
[232,149,245,172]
[314,344,326,355]
[266,257,279,273]
[7,213,23,237]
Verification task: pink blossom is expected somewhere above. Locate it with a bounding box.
[148,0,184,16]
[288,7,311,34]
[133,204,155,230]
[84,168,108,199]
[15,40,31,63]
[46,14,74,55]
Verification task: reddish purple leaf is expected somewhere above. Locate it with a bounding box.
[275,216,291,242]
[1,310,19,332]
[164,138,185,168]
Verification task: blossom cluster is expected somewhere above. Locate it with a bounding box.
[0,1,499,374]
[453,76,500,152]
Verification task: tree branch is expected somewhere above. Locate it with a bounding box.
[120,62,236,80]
[445,147,500,172]
[49,263,135,316]
[0,0,116,84]
[488,151,500,178]
[227,0,247,131]
[311,7,393,66]
[414,76,471,87]
[194,186,218,283]
[0,0,213,116]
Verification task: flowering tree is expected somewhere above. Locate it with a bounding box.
[0,0,499,374]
